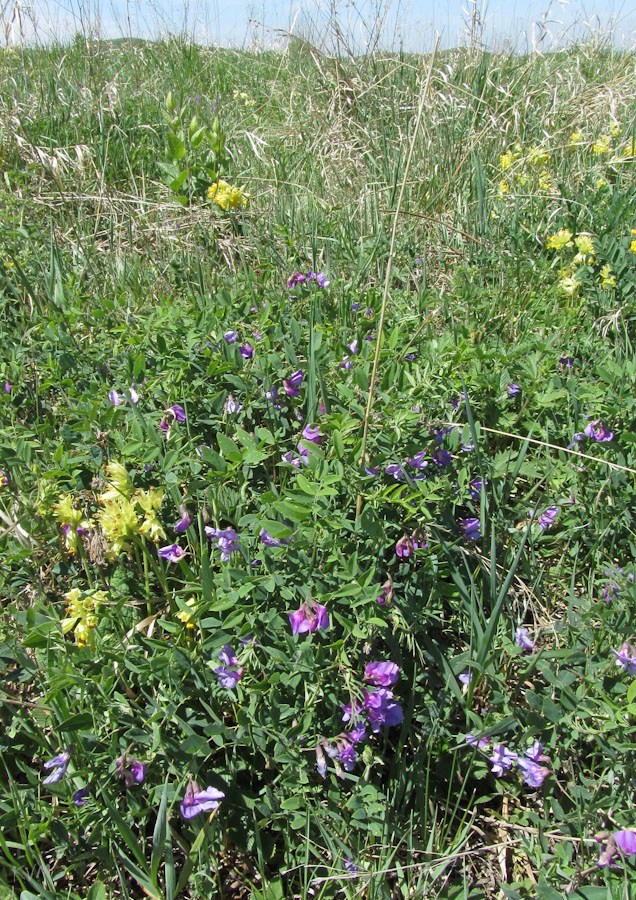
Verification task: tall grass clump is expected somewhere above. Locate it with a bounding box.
[1,28,636,899]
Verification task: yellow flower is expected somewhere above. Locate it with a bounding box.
[176,597,198,630]
[622,140,636,159]
[208,180,249,211]
[528,145,549,167]
[630,239,636,254]
[559,274,579,296]
[97,495,140,557]
[546,229,573,250]
[574,234,594,255]
[136,487,166,543]
[600,264,616,289]
[63,588,108,648]
[52,494,92,554]
[497,179,510,197]
[593,135,611,155]
[499,150,515,170]
[100,462,134,503]
[538,172,556,194]
[569,130,584,147]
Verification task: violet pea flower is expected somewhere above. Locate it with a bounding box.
[180,780,225,819]
[223,330,238,343]
[240,343,254,359]
[116,756,147,787]
[289,599,329,635]
[460,517,481,542]
[42,748,71,784]
[515,626,535,652]
[72,787,90,806]
[174,505,193,533]
[612,641,636,674]
[597,830,636,867]
[364,661,399,687]
[584,420,614,442]
[489,744,517,776]
[517,757,550,787]
[301,424,322,444]
[507,383,521,397]
[283,370,304,397]
[158,544,185,563]
[362,688,403,732]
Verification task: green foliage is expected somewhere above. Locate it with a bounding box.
[0,33,636,900]
[161,91,230,204]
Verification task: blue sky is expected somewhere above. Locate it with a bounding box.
[14,0,636,50]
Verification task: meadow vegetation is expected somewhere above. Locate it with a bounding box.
[1,31,636,899]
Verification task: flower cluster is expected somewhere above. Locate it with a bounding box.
[468,735,551,788]
[62,588,108,648]
[289,598,329,635]
[41,747,224,821]
[286,270,329,289]
[205,526,240,562]
[207,180,249,210]
[214,644,243,689]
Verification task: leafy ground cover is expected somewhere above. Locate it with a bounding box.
[1,32,636,899]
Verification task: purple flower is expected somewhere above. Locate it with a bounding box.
[215,644,244,688]
[315,272,329,288]
[129,385,140,404]
[341,699,364,724]
[363,688,403,732]
[337,739,357,772]
[517,757,550,787]
[205,527,240,562]
[525,740,548,763]
[489,744,518,776]
[602,582,619,604]
[265,385,278,402]
[259,528,286,547]
[108,389,123,406]
[405,352,418,361]
[301,424,322,444]
[347,338,359,355]
[240,343,254,359]
[4,381,12,393]
[224,330,238,343]
[597,830,636,867]
[584,420,614,442]
[466,732,489,750]
[507,383,521,397]
[174,506,193,533]
[537,506,559,531]
[289,599,329,635]
[385,463,405,480]
[158,543,185,563]
[344,857,358,874]
[515,626,535,652]
[224,394,242,415]
[469,478,484,500]
[287,273,306,289]
[315,743,327,778]
[283,370,304,397]
[351,302,361,311]
[116,756,147,787]
[406,451,428,471]
[72,787,89,806]
[214,665,243,689]
[450,392,467,411]
[459,671,473,687]
[432,448,452,467]
[180,781,225,819]
[364,465,381,476]
[559,356,575,369]
[376,578,393,608]
[160,404,186,432]
[364,661,399,687]
[612,640,636,674]
[347,722,367,744]
[460,517,481,542]
[42,748,71,784]
[395,533,426,558]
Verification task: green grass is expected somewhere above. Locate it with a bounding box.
[1,29,636,900]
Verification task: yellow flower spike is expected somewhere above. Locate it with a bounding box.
[497,179,510,197]
[546,229,573,250]
[593,135,611,155]
[208,180,249,211]
[176,597,198,629]
[574,234,594,255]
[569,130,584,147]
[600,264,616,289]
[528,145,549,167]
[97,495,140,557]
[630,239,636,255]
[100,462,134,503]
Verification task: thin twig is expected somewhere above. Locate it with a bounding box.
[356,37,440,520]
